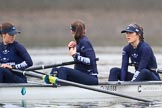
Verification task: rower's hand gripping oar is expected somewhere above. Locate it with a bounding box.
[12,69,152,103]
[25,58,99,71]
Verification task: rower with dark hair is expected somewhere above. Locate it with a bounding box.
[49,20,98,85]
[0,22,33,83]
[108,23,161,81]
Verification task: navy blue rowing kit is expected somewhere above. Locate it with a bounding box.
[0,41,33,83]
[50,36,98,85]
[109,41,161,81]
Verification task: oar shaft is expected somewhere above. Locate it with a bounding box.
[12,69,43,79]
[129,64,162,74]
[33,70,46,75]
[25,61,75,71]
[56,79,151,102]
[25,58,99,71]
[150,68,162,74]
[11,68,152,103]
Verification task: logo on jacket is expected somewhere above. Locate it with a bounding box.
[3,50,9,54]
[0,57,9,62]
[132,53,138,58]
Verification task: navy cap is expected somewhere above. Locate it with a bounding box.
[121,24,142,36]
[1,26,20,36]
[70,25,76,32]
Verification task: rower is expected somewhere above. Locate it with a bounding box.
[108,23,161,81]
[0,22,33,83]
[49,20,98,85]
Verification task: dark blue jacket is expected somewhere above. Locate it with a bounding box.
[121,41,157,81]
[73,36,98,75]
[0,41,33,71]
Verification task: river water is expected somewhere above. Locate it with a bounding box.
[1,46,162,108]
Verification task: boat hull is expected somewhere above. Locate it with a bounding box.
[1,81,162,101]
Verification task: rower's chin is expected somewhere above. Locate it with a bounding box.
[127,40,132,43]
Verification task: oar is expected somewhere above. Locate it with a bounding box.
[32,70,46,75]
[25,58,99,71]
[134,67,162,74]
[150,68,162,74]
[12,69,152,102]
[128,64,162,74]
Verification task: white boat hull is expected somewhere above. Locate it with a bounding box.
[1,81,162,101]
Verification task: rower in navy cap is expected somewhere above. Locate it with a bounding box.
[108,23,161,81]
[0,22,33,83]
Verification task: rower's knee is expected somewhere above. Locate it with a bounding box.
[108,67,121,81]
[140,69,150,75]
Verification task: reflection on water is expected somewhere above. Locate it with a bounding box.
[2,46,162,108]
[1,99,162,108]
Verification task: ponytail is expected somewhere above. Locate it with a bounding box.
[134,24,144,41]
[70,20,86,43]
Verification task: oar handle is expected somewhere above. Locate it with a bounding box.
[25,58,99,71]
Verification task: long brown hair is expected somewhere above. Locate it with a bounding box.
[70,20,86,43]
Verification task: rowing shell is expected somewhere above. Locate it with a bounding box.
[0,81,162,101]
